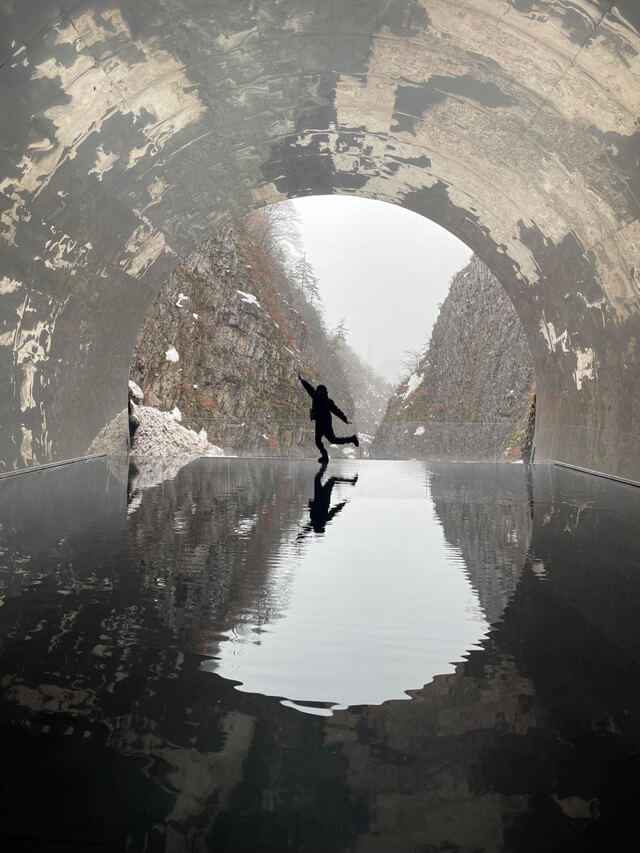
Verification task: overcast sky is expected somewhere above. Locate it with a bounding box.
[290,196,472,385]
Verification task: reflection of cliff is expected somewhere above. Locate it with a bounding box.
[429,463,532,625]
[128,458,314,653]
[2,462,640,851]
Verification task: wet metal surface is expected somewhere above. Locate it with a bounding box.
[1,457,640,850]
[2,3,640,478]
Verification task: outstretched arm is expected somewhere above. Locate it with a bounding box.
[329,399,349,424]
[298,374,315,399]
[327,475,358,487]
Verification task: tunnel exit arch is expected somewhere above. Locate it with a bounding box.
[1,0,639,479]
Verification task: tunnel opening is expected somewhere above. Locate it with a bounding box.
[126,194,537,465]
[3,3,640,847]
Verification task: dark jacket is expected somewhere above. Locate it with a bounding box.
[299,377,348,428]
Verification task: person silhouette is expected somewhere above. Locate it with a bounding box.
[298,374,359,463]
[298,466,359,538]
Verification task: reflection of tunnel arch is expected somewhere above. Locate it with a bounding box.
[3,458,640,849]
[1,1,640,477]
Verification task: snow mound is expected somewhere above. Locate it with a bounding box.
[128,406,226,510]
[131,404,224,461]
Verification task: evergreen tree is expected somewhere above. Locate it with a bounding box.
[305,274,321,305]
[332,318,348,349]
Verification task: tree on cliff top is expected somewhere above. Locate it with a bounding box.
[245,201,302,265]
[293,256,321,305]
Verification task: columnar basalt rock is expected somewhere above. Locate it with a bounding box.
[1,1,640,478]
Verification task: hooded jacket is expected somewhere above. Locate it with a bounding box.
[299,377,348,429]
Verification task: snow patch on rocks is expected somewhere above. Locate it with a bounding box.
[128,379,144,403]
[402,372,422,399]
[165,346,179,362]
[236,289,260,307]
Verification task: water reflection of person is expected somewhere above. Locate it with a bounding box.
[298,464,358,538]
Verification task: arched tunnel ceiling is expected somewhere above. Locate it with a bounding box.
[1,0,640,477]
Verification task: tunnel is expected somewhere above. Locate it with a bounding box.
[1,0,640,480]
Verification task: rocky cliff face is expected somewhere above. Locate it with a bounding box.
[372,256,534,460]
[130,219,387,457]
[333,341,391,448]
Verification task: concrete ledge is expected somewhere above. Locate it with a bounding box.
[0,453,107,481]
[554,461,640,489]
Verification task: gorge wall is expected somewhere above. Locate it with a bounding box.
[372,256,535,460]
[130,217,389,457]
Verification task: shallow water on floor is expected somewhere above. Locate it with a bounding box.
[1,457,640,851]
[204,461,492,714]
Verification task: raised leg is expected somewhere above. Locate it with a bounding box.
[325,425,357,446]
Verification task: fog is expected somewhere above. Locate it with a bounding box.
[291,196,472,384]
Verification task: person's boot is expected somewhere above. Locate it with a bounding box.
[352,435,359,447]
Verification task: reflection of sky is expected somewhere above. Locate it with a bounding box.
[207,462,489,715]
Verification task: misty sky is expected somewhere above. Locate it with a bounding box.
[290,196,472,384]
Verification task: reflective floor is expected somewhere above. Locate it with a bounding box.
[1,457,640,851]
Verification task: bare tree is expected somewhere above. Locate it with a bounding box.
[293,255,321,304]
[244,209,273,251]
[244,201,303,266]
[401,347,423,376]
[266,201,303,259]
